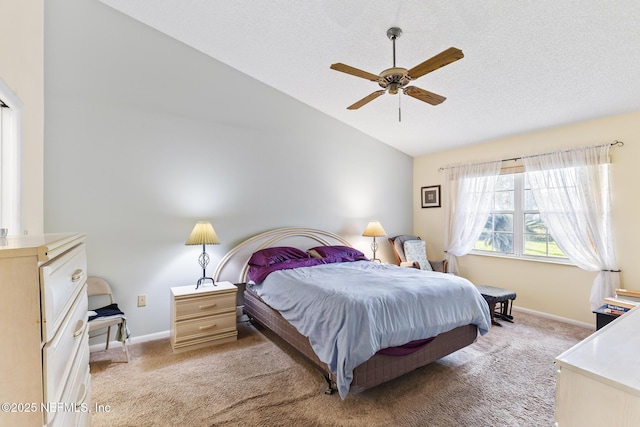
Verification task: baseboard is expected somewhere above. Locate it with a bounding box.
[90,330,170,353]
[512,305,595,330]
[90,309,247,353]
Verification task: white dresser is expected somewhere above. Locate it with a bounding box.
[554,305,640,426]
[0,233,91,427]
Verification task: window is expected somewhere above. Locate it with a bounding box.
[0,77,23,236]
[474,173,566,261]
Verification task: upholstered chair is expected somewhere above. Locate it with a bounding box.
[388,235,448,273]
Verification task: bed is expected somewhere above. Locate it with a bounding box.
[213,227,491,399]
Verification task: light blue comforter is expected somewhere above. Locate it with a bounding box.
[250,260,491,399]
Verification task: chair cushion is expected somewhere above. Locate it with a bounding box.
[392,235,421,262]
[403,240,433,271]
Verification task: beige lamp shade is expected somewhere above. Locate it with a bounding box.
[185,221,220,246]
[362,221,387,237]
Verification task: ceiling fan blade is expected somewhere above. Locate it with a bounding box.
[330,63,380,82]
[403,86,446,105]
[347,90,386,110]
[406,47,464,80]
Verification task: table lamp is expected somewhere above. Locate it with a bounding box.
[185,221,220,289]
[362,220,386,262]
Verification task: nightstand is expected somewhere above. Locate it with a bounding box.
[593,305,621,330]
[170,281,238,353]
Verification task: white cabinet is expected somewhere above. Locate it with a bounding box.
[554,305,640,426]
[0,233,90,427]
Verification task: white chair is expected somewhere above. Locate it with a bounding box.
[87,277,130,362]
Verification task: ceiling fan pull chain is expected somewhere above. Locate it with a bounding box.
[398,91,402,122]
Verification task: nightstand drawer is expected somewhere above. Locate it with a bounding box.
[174,292,235,321]
[173,312,236,343]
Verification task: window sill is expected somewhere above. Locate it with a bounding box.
[468,251,576,267]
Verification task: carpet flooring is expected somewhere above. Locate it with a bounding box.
[89,310,591,427]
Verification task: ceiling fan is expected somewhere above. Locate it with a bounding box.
[330,27,463,115]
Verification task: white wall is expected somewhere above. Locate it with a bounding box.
[414,112,640,325]
[43,0,413,338]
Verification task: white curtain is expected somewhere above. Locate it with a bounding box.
[1,104,23,236]
[523,144,619,310]
[444,160,502,275]
[0,78,23,237]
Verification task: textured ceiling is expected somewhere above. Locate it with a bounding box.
[99,0,640,157]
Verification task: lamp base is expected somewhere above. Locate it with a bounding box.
[195,277,216,289]
[370,237,380,263]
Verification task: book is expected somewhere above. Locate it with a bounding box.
[615,288,640,302]
[603,307,626,316]
[603,304,630,313]
[602,297,638,311]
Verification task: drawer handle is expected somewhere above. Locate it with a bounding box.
[73,319,85,338]
[199,324,217,330]
[76,384,88,409]
[71,269,84,282]
[199,303,217,309]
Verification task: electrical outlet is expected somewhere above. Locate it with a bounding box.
[137,294,146,307]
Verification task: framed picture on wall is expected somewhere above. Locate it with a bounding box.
[421,185,441,208]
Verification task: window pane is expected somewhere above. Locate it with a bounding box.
[494,191,514,210]
[475,232,493,251]
[493,233,513,253]
[495,174,514,191]
[475,231,513,253]
[523,189,537,210]
[482,215,493,232]
[524,234,548,256]
[494,214,513,232]
[548,236,565,258]
[524,213,546,234]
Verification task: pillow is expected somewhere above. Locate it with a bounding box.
[308,245,368,261]
[248,246,309,267]
[392,235,420,262]
[307,248,324,259]
[403,240,433,271]
[248,257,329,283]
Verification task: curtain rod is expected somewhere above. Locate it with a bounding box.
[438,140,624,172]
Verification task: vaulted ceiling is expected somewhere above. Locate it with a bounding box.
[100,0,640,156]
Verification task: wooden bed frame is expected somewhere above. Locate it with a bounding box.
[213,227,479,395]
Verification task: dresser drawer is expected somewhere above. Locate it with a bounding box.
[43,287,88,407]
[40,243,87,342]
[48,364,91,427]
[174,292,235,321]
[173,311,236,343]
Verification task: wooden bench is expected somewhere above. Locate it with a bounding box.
[475,285,517,326]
